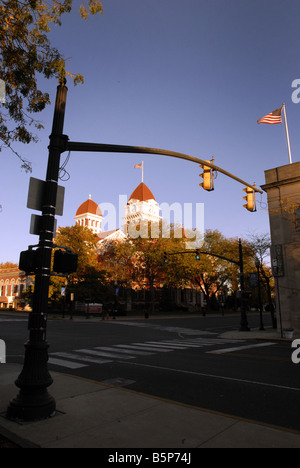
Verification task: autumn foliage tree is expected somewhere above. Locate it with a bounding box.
[98,223,190,314]
[51,224,113,304]
[0,0,103,170]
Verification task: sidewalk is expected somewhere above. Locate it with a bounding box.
[0,364,300,448]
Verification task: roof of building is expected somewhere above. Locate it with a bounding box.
[128,183,156,202]
[98,229,127,243]
[76,195,102,217]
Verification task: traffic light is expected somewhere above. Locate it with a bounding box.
[53,249,78,275]
[195,249,200,260]
[163,252,168,264]
[243,187,256,212]
[199,161,214,191]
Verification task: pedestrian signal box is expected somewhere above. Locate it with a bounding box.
[19,249,38,274]
[53,249,78,275]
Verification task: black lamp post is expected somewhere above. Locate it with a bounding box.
[7,82,68,421]
[255,257,265,331]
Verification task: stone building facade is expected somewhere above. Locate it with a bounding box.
[262,162,300,335]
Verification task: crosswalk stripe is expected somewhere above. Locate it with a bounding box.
[145,341,189,349]
[47,337,255,370]
[48,357,88,369]
[51,352,112,365]
[124,343,173,353]
[112,345,154,356]
[0,318,27,322]
[77,348,135,360]
[164,341,204,348]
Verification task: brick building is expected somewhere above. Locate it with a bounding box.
[0,268,30,309]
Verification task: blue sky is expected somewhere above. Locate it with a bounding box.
[1,0,300,263]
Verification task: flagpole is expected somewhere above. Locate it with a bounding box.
[142,161,144,183]
[282,103,293,164]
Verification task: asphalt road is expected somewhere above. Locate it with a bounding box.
[1,312,298,431]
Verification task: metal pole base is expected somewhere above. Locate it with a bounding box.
[6,388,56,422]
[239,309,250,332]
[6,340,56,422]
[239,325,251,332]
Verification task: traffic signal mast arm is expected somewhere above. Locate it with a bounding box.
[166,250,241,266]
[66,141,263,195]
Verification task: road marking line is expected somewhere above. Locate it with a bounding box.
[145,341,189,349]
[114,345,154,356]
[0,319,27,322]
[78,348,135,360]
[117,345,162,354]
[48,357,88,369]
[126,343,172,353]
[120,361,300,393]
[207,342,275,355]
[51,352,112,365]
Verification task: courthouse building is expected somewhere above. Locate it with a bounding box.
[0,180,202,312]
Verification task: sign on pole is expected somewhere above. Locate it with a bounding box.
[27,177,65,216]
[30,214,57,236]
[249,273,258,288]
[271,244,285,277]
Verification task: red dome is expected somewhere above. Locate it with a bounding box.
[129,183,156,202]
[76,197,102,216]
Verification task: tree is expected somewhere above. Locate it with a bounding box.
[99,223,188,315]
[0,262,18,268]
[0,0,103,170]
[186,230,233,309]
[248,232,276,326]
[186,230,256,311]
[51,224,112,305]
[54,224,100,275]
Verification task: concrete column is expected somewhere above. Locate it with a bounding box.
[262,162,300,334]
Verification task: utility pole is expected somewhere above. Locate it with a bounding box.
[7,82,68,421]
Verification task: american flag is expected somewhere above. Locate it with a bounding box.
[257,107,283,125]
[134,163,142,169]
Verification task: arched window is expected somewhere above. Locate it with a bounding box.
[11,279,16,295]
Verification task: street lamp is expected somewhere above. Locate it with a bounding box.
[7,82,68,421]
[255,257,265,331]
